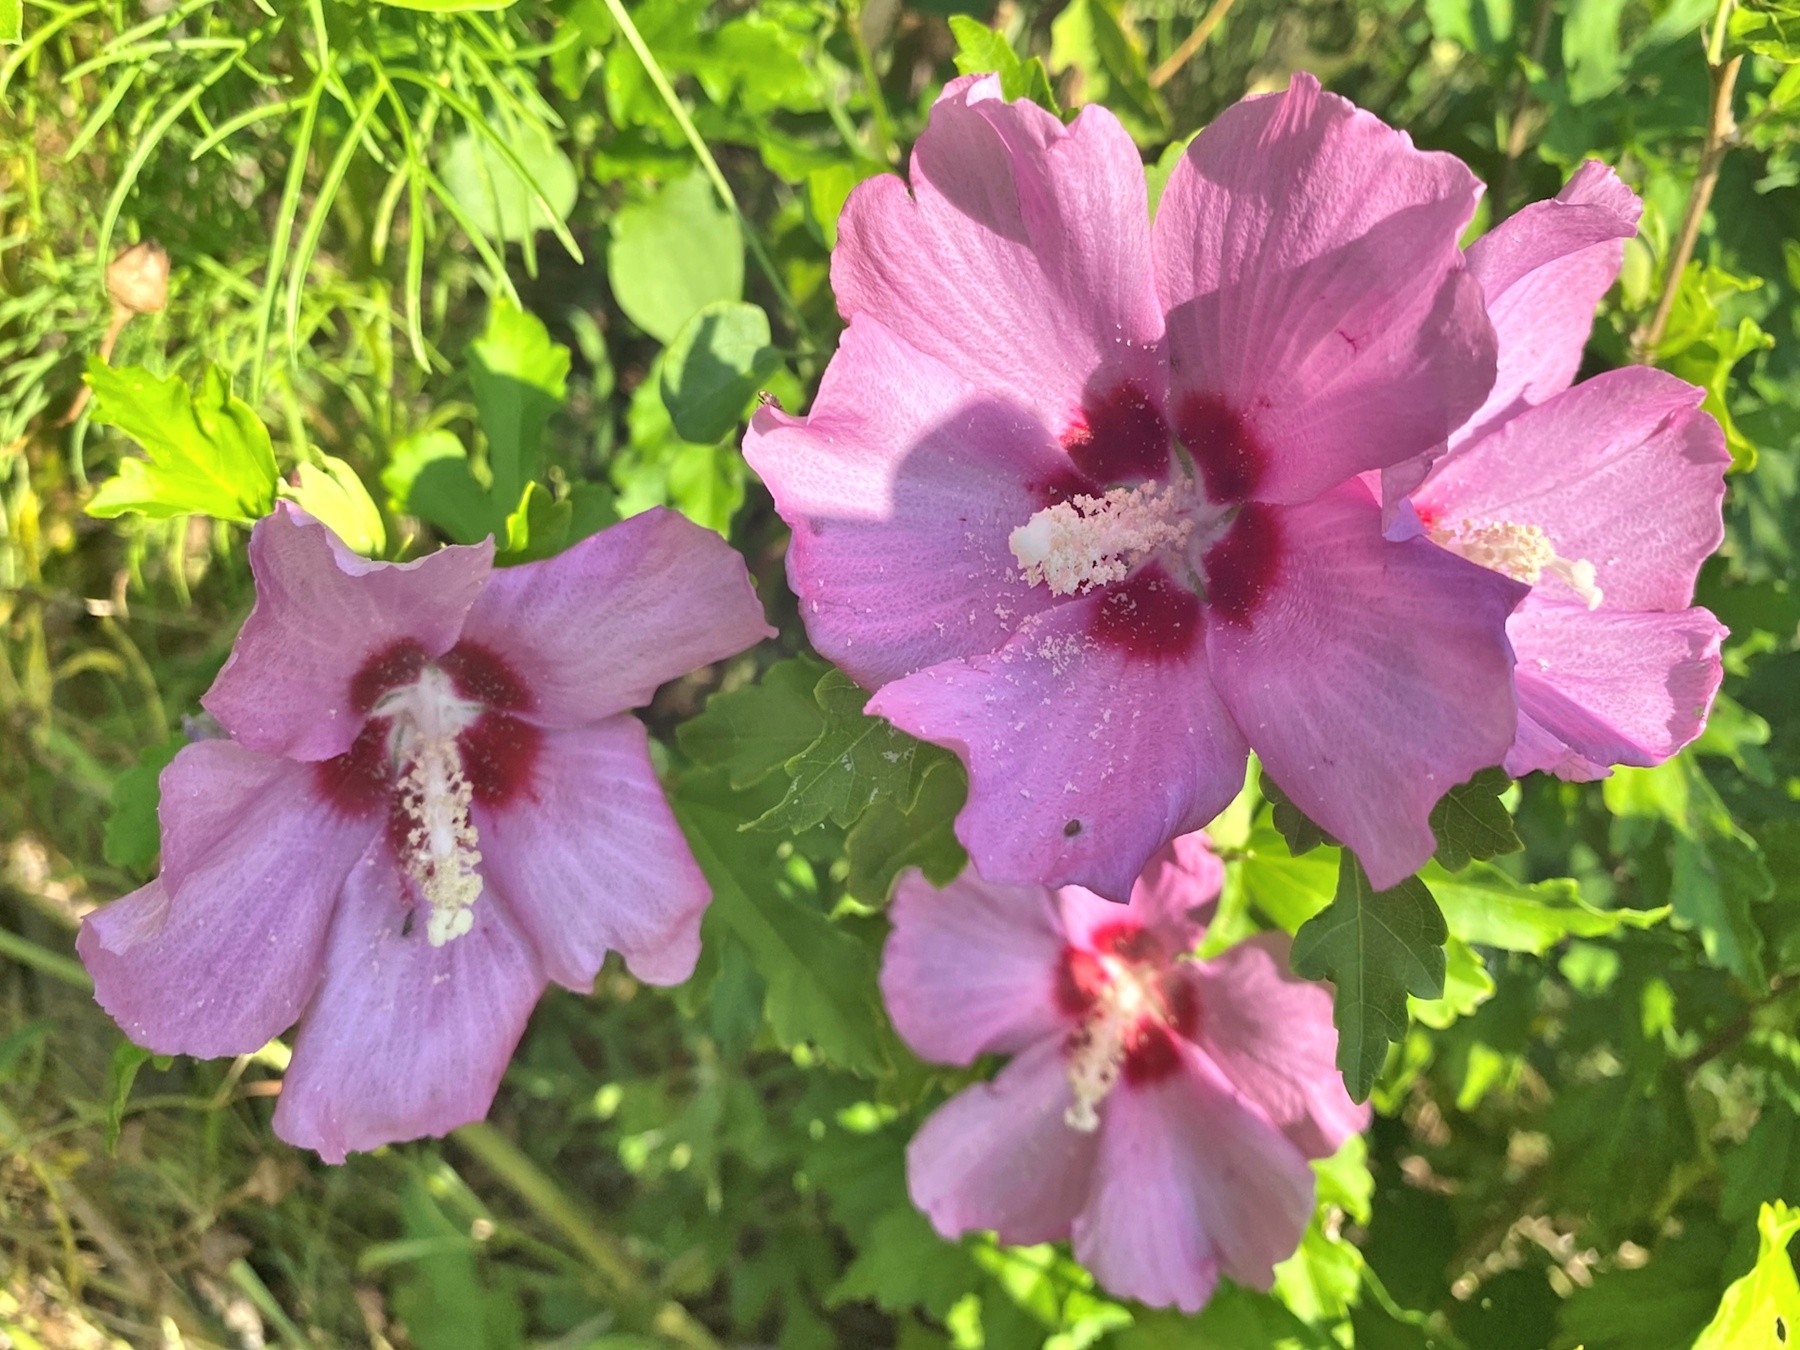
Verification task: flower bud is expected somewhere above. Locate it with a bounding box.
[106,241,169,316]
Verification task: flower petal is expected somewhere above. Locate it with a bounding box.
[272,847,546,1163]
[907,1036,1101,1246]
[1206,483,1525,888]
[1417,366,1729,612]
[1456,161,1641,449]
[203,503,494,760]
[870,590,1249,903]
[1055,833,1224,956]
[474,716,710,989]
[882,869,1069,1066]
[77,741,375,1058]
[1071,1045,1316,1310]
[1184,933,1370,1159]
[1507,598,1727,779]
[454,508,772,728]
[744,317,1070,688]
[834,74,1166,430]
[1153,72,1493,503]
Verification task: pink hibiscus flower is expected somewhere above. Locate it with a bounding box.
[1398,163,1729,780]
[882,834,1367,1313]
[745,72,1527,899]
[78,504,772,1161]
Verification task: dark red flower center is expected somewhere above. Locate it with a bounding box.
[1054,920,1202,1129]
[315,640,541,946]
[1012,382,1282,658]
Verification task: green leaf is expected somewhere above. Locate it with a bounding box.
[615,352,748,533]
[1426,767,1520,871]
[469,299,570,513]
[391,1174,524,1350]
[844,758,969,905]
[1048,0,1165,140]
[1290,854,1447,1101]
[1605,755,1772,986]
[948,18,1062,114]
[1115,1284,1330,1348]
[0,0,21,42]
[660,301,782,444]
[753,668,948,833]
[85,362,278,522]
[1409,935,1493,1029]
[382,431,500,544]
[102,735,184,875]
[1693,1202,1800,1350]
[675,770,891,1074]
[440,129,578,245]
[677,655,830,787]
[1426,861,1666,953]
[1731,0,1800,61]
[1236,821,1339,934]
[104,1041,155,1154]
[607,171,744,343]
[829,1207,979,1318]
[281,453,385,556]
[1259,769,1337,855]
[1562,0,1630,102]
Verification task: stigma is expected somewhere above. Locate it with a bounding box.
[373,667,487,946]
[1430,517,1603,610]
[1010,484,1193,596]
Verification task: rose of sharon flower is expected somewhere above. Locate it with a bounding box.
[745,72,1527,899]
[78,504,772,1161]
[1396,163,1729,780]
[882,835,1367,1312]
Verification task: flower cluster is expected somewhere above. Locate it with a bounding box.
[746,73,1727,899]
[79,504,770,1161]
[77,64,1728,1327]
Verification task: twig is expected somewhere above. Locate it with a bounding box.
[1492,0,1555,219]
[1149,0,1241,91]
[1631,0,1743,359]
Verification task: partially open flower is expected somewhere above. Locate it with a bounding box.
[746,73,1526,898]
[106,241,170,316]
[882,835,1367,1313]
[1396,163,1729,779]
[78,504,772,1161]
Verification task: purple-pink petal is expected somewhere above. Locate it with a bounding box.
[1508,599,1726,779]
[202,504,494,761]
[1070,1045,1316,1309]
[834,74,1166,432]
[1206,483,1525,889]
[1152,71,1494,503]
[1182,933,1370,1158]
[1455,160,1641,450]
[743,318,1068,689]
[78,741,375,1059]
[271,848,546,1163]
[455,507,772,728]
[882,868,1069,1066]
[474,715,711,990]
[870,591,1249,903]
[907,1037,1102,1247]
[1418,366,1728,614]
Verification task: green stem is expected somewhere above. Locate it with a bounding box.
[0,925,91,990]
[451,1121,720,1350]
[597,0,814,346]
[843,0,895,161]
